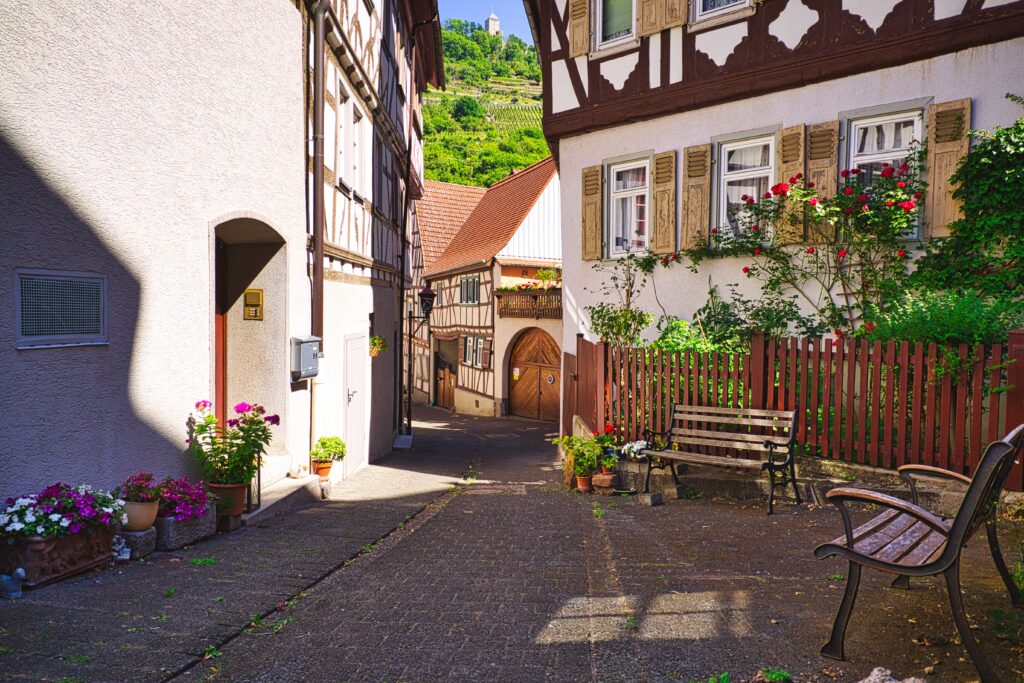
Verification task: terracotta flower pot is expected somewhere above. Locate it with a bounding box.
[369,347,381,358]
[576,475,593,493]
[312,461,333,479]
[123,501,159,531]
[209,483,248,517]
[0,528,115,589]
[600,465,616,474]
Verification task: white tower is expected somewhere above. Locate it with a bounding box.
[486,11,501,36]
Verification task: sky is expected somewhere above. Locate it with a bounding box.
[438,0,534,44]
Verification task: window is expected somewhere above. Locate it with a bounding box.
[718,136,774,236]
[696,0,747,21]
[462,335,484,368]
[598,0,634,46]
[352,108,364,195]
[15,270,107,348]
[608,159,649,256]
[459,276,480,304]
[848,111,923,187]
[337,85,349,186]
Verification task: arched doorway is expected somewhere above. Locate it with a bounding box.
[508,328,560,421]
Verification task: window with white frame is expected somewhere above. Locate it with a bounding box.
[352,107,364,195]
[848,111,923,187]
[718,136,774,236]
[696,0,748,21]
[459,275,480,304]
[462,335,484,368]
[608,159,649,256]
[598,0,634,47]
[337,84,349,186]
[16,270,108,348]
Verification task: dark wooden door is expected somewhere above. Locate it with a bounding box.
[436,367,455,410]
[509,328,561,421]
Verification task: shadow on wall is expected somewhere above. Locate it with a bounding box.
[0,135,183,498]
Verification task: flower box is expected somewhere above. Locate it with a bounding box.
[0,528,115,589]
[154,503,216,551]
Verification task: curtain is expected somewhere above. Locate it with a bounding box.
[602,0,632,41]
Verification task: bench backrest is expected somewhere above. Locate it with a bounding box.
[943,423,1024,562]
[669,404,797,458]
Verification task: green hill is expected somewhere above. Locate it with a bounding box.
[423,20,549,188]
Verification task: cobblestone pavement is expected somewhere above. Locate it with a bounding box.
[3,408,1023,682]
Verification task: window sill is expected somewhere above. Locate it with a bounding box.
[337,180,352,197]
[16,340,109,350]
[589,37,641,60]
[689,5,756,33]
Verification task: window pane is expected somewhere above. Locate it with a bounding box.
[602,0,632,42]
[855,118,916,156]
[724,176,769,231]
[853,158,905,188]
[614,166,647,191]
[702,0,743,13]
[614,194,647,251]
[726,143,770,172]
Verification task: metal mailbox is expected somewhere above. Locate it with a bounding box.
[291,335,321,381]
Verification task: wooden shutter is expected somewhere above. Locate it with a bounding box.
[458,337,465,365]
[651,150,677,254]
[926,98,971,239]
[481,338,493,369]
[663,0,686,28]
[806,121,839,200]
[681,144,711,248]
[639,0,661,36]
[581,165,603,260]
[775,124,806,244]
[569,0,590,58]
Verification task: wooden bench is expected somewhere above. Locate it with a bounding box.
[814,423,1024,683]
[641,403,800,514]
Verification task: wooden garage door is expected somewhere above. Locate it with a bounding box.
[509,328,560,421]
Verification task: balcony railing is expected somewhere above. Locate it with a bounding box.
[495,289,562,319]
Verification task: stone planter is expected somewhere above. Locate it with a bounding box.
[0,528,115,589]
[154,503,216,551]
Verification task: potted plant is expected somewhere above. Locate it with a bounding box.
[552,434,602,493]
[154,477,215,550]
[187,400,278,520]
[113,472,162,532]
[310,436,347,479]
[0,483,125,588]
[369,335,388,358]
[593,424,619,473]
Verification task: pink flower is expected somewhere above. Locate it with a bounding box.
[195,400,212,410]
[233,402,252,414]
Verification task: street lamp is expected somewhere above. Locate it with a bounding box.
[404,285,435,435]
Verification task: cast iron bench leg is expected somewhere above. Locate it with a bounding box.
[789,457,802,504]
[987,519,1024,608]
[821,562,861,661]
[644,459,654,494]
[945,560,1000,683]
[891,575,911,589]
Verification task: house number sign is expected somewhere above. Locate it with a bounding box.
[513,367,520,381]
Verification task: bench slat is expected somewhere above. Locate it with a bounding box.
[674,405,795,419]
[830,509,899,547]
[669,435,773,452]
[645,449,763,470]
[898,529,947,566]
[673,413,793,429]
[672,427,778,445]
[873,521,933,563]
[854,513,919,556]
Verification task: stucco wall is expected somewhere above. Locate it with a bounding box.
[454,388,497,417]
[0,1,307,498]
[558,39,1024,354]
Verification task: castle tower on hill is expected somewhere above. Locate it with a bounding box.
[486,11,500,36]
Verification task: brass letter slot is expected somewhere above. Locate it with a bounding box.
[243,288,264,321]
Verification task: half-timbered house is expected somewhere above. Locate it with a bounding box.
[421,158,564,420]
[521,0,1024,352]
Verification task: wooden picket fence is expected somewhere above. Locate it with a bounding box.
[563,331,1024,490]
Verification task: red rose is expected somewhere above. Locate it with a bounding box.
[808,197,819,207]
[807,182,815,188]
[865,322,876,332]
[753,248,761,255]
[605,424,615,434]
[858,194,868,202]
[913,192,922,200]
[844,207,854,214]
[796,173,803,180]
[885,200,896,207]
[742,266,750,274]
[746,198,755,205]
[844,187,855,196]
[900,162,909,172]
[897,181,906,188]
[881,166,895,179]
[592,430,599,436]
[763,192,772,199]
[741,194,749,201]
[840,169,849,178]
[806,246,815,254]
[838,249,847,259]
[662,257,669,265]
[862,204,870,212]
[773,182,790,196]
[711,227,719,234]
[751,224,760,232]
[851,168,862,175]
[898,249,906,258]
[835,329,845,338]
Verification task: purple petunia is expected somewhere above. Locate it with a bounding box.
[227,418,239,427]
[264,414,280,426]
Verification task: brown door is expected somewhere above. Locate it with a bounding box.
[436,367,455,410]
[508,328,561,421]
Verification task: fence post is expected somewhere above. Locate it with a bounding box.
[1008,329,1024,433]
[749,332,767,409]
[596,341,607,430]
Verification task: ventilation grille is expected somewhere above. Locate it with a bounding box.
[19,273,104,340]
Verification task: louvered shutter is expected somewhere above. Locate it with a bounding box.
[651,150,677,254]
[775,124,806,244]
[639,0,661,36]
[806,121,839,200]
[663,0,686,28]
[581,165,603,260]
[681,144,711,248]
[569,0,590,58]
[926,99,972,239]
[481,338,493,369]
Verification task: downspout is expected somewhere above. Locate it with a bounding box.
[310,0,330,460]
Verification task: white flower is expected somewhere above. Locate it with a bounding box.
[24,513,36,523]
[0,514,9,525]
[102,507,112,514]
[8,522,24,531]
[59,518,70,528]
[49,513,61,522]
[121,513,128,524]
[36,526,45,535]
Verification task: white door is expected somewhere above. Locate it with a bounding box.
[343,335,367,478]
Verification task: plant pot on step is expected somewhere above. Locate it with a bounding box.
[123,501,159,532]
[209,483,248,517]
[576,475,593,493]
[600,465,617,474]
[312,461,333,479]
[0,528,116,589]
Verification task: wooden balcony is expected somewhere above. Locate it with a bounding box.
[495,289,562,319]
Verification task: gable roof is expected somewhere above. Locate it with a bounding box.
[425,156,556,278]
[417,180,486,270]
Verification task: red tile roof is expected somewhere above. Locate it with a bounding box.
[425,157,556,277]
[417,180,486,270]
